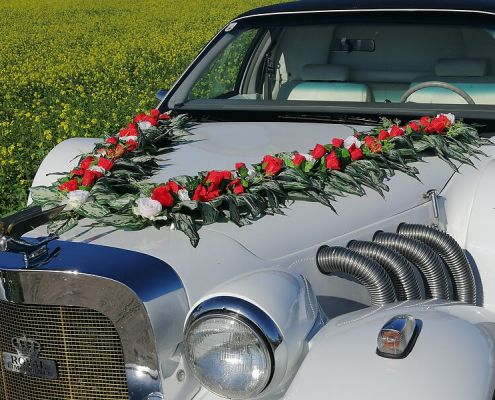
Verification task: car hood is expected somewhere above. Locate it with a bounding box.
[31,121,457,302]
[151,121,455,257]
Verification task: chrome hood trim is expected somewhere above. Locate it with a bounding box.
[0,240,189,399]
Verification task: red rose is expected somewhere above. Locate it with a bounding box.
[151,186,175,207]
[293,153,306,166]
[192,184,207,201]
[81,170,97,187]
[80,156,94,170]
[205,189,221,201]
[159,113,171,120]
[332,138,344,148]
[165,181,180,193]
[262,155,283,176]
[370,142,382,154]
[98,157,114,171]
[125,140,138,152]
[326,152,341,170]
[363,135,375,147]
[128,124,138,134]
[133,113,146,123]
[192,184,222,202]
[420,116,430,127]
[427,116,448,134]
[150,109,161,119]
[427,115,451,134]
[59,179,78,192]
[389,125,404,137]
[233,184,244,195]
[228,178,245,195]
[312,144,327,159]
[378,130,389,141]
[205,170,231,188]
[119,128,131,137]
[71,168,85,176]
[408,121,420,132]
[106,137,118,145]
[115,144,126,158]
[135,114,158,127]
[350,148,364,161]
[235,162,246,171]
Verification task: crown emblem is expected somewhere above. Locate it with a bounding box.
[11,336,41,358]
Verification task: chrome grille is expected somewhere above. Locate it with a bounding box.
[0,300,129,400]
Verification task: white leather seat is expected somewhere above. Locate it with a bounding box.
[408,59,495,104]
[278,64,372,102]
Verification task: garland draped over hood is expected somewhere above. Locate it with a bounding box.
[30,110,491,247]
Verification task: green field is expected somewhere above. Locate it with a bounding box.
[0,0,282,216]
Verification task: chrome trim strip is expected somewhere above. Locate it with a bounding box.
[233,8,495,22]
[186,296,282,350]
[0,240,189,399]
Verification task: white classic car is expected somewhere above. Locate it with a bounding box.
[2,1,495,399]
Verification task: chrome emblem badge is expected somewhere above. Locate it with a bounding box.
[2,336,58,379]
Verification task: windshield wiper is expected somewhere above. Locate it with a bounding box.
[277,114,381,125]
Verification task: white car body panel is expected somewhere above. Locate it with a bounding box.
[31,121,468,307]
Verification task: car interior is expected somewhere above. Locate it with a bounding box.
[271,23,495,105]
[187,22,495,106]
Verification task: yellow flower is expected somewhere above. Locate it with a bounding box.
[44,130,53,141]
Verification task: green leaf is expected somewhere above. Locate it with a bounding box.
[97,214,147,230]
[199,202,220,225]
[110,193,137,211]
[224,196,243,226]
[78,202,111,219]
[277,168,311,184]
[238,193,264,218]
[30,186,64,206]
[170,213,200,247]
[47,216,79,236]
[174,200,199,211]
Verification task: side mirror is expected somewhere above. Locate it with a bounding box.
[156,89,169,102]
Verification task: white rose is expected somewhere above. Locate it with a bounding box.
[137,121,153,130]
[177,189,190,201]
[67,190,90,208]
[246,168,257,180]
[134,198,162,220]
[438,113,455,125]
[299,153,315,163]
[88,165,106,175]
[121,135,138,142]
[344,136,362,149]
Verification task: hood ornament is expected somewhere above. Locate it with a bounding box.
[0,205,65,268]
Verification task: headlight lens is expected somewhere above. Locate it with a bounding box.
[184,313,273,399]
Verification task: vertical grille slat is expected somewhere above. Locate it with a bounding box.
[0,300,129,400]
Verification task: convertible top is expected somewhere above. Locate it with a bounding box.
[236,0,495,19]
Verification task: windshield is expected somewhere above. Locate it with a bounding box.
[169,13,495,118]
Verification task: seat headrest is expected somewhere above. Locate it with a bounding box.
[301,64,350,81]
[435,59,489,77]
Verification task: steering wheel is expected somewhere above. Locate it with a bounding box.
[400,81,476,104]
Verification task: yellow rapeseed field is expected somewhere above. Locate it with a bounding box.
[0,0,282,215]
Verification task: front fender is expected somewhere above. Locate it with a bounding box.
[284,302,495,400]
[29,137,98,202]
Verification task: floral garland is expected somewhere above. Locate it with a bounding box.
[31,112,491,247]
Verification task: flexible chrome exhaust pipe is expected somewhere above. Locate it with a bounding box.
[397,223,476,304]
[373,232,451,300]
[347,240,422,301]
[316,246,397,306]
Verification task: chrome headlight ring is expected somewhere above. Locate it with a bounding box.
[183,296,282,399]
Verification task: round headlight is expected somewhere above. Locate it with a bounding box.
[184,313,273,399]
